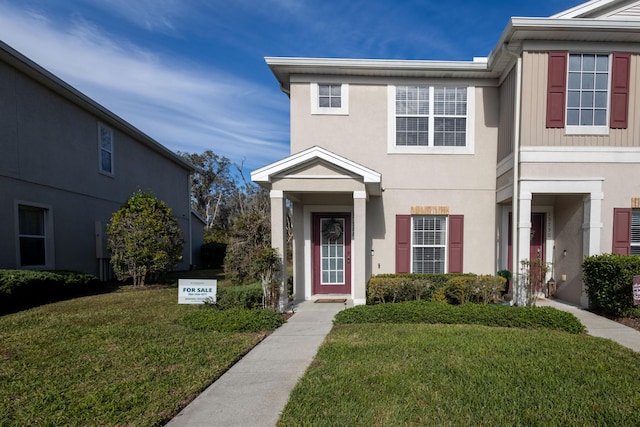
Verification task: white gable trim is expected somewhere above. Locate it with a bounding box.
[251,146,381,184]
[551,0,628,18]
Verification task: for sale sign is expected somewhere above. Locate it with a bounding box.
[178,279,217,304]
[633,276,640,306]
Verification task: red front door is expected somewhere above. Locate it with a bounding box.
[312,213,351,294]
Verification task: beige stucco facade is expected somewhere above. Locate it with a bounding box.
[254,0,640,308]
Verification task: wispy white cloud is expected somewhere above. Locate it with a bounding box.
[0,2,289,169]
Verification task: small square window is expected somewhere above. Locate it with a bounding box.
[311,83,349,115]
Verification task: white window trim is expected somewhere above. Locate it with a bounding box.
[98,122,115,176]
[410,215,448,274]
[311,83,349,115]
[15,201,55,269]
[564,53,612,136]
[388,85,475,154]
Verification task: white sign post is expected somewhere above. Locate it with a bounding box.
[633,276,640,306]
[178,279,217,304]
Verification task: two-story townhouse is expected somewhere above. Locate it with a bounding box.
[253,0,640,308]
[0,41,200,280]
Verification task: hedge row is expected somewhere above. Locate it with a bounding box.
[583,254,640,317]
[180,307,284,332]
[335,301,585,334]
[367,273,506,305]
[0,270,103,314]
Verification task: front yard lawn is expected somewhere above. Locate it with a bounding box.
[279,311,640,426]
[0,286,270,426]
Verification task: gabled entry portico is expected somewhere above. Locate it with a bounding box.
[251,146,381,308]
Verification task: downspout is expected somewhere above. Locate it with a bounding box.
[500,43,523,305]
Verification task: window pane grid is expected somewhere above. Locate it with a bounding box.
[395,86,467,148]
[412,216,446,274]
[319,84,342,108]
[567,54,609,126]
[631,209,640,255]
[320,219,345,285]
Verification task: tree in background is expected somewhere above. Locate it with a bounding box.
[178,150,234,240]
[107,190,184,286]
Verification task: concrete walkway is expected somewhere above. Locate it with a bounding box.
[538,298,640,352]
[166,300,349,427]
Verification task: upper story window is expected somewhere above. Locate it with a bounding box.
[388,85,474,154]
[547,51,630,134]
[566,54,610,133]
[311,83,349,115]
[98,123,114,175]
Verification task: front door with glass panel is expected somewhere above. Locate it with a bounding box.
[312,213,351,294]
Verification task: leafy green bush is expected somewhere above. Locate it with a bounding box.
[367,274,470,304]
[368,274,505,305]
[334,301,585,334]
[215,283,263,309]
[180,307,284,332]
[0,270,103,313]
[583,254,640,317]
[445,275,506,305]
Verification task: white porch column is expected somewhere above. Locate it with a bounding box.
[514,191,532,306]
[270,190,288,311]
[582,191,603,307]
[353,191,367,305]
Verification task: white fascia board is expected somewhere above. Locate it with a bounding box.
[251,146,381,184]
[510,16,640,31]
[265,57,489,72]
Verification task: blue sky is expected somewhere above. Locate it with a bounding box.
[0,0,581,171]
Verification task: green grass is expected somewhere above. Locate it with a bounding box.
[0,287,271,426]
[280,321,640,426]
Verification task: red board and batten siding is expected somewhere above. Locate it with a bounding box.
[395,215,464,274]
[612,208,632,255]
[546,51,631,129]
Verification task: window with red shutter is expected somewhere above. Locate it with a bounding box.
[610,53,630,129]
[395,215,411,273]
[546,52,567,128]
[448,215,464,273]
[612,208,632,255]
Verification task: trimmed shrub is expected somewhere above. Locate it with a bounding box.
[367,274,471,304]
[180,307,284,332]
[215,283,263,309]
[583,254,640,317]
[334,301,585,334]
[0,270,103,313]
[201,242,227,269]
[368,273,505,305]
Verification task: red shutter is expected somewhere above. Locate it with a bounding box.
[546,52,568,128]
[448,215,464,273]
[396,215,411,273]
[612,208,632,255]
[610,52,631,129]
